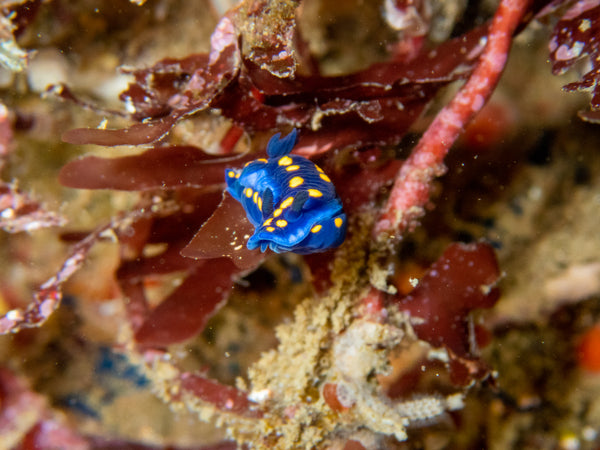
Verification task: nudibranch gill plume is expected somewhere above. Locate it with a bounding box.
[225,129,347,254]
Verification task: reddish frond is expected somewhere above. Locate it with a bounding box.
[393,242,500,385]
[133,258,241,346]
[226,25,490,152]
[120,53,210,120]
[180,372,262,417]
[62,116,178,147]
[181,192,266,270]
[244,24,489,98]
[332,149,405,214]
[111,191,257,345]
[59,145,254,191]
[60,14,492,149]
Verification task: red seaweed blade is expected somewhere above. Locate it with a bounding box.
[133,258,241,347]
[59,145,253,191]
[180,372,262,417]
[181,192,266,270]
[392,242,500,384]
[111,191,256,346]
[396,242,500,357]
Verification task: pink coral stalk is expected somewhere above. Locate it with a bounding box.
[374,0,531,238]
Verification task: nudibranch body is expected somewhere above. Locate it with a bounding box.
[225,129,347,254]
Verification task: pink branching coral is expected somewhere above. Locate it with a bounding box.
[374,0,531,239]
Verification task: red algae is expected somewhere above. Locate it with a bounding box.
[396,242,500,357]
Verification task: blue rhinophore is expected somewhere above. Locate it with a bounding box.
[225,129,347,254]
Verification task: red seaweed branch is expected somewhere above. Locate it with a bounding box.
[374,0,531,239]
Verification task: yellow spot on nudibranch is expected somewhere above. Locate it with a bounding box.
[228,170,236,178]
[245,188,253,198]
[253,191,258,203]
[235,172,240,178]
[273,208,283,217]
[335,217,343,228]
[278,156,293,166]
[580,19,592,32]
[316,166,324,173]
[319,173,331,183]
[258,197,263,211]
[308,189,323,198]
[289,176,304,188]
[280,197,294,208]
[263,218,273,226]
[311,224,322,233]
[257,158,268,163]
[266,227,275,232]
[276,219,288,227]
[286,165,300,172]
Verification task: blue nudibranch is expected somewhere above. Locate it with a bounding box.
[225,129,347,254]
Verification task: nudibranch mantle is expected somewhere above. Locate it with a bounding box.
[225,129,347,254]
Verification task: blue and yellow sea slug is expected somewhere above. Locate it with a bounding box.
[225,129,347,254]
